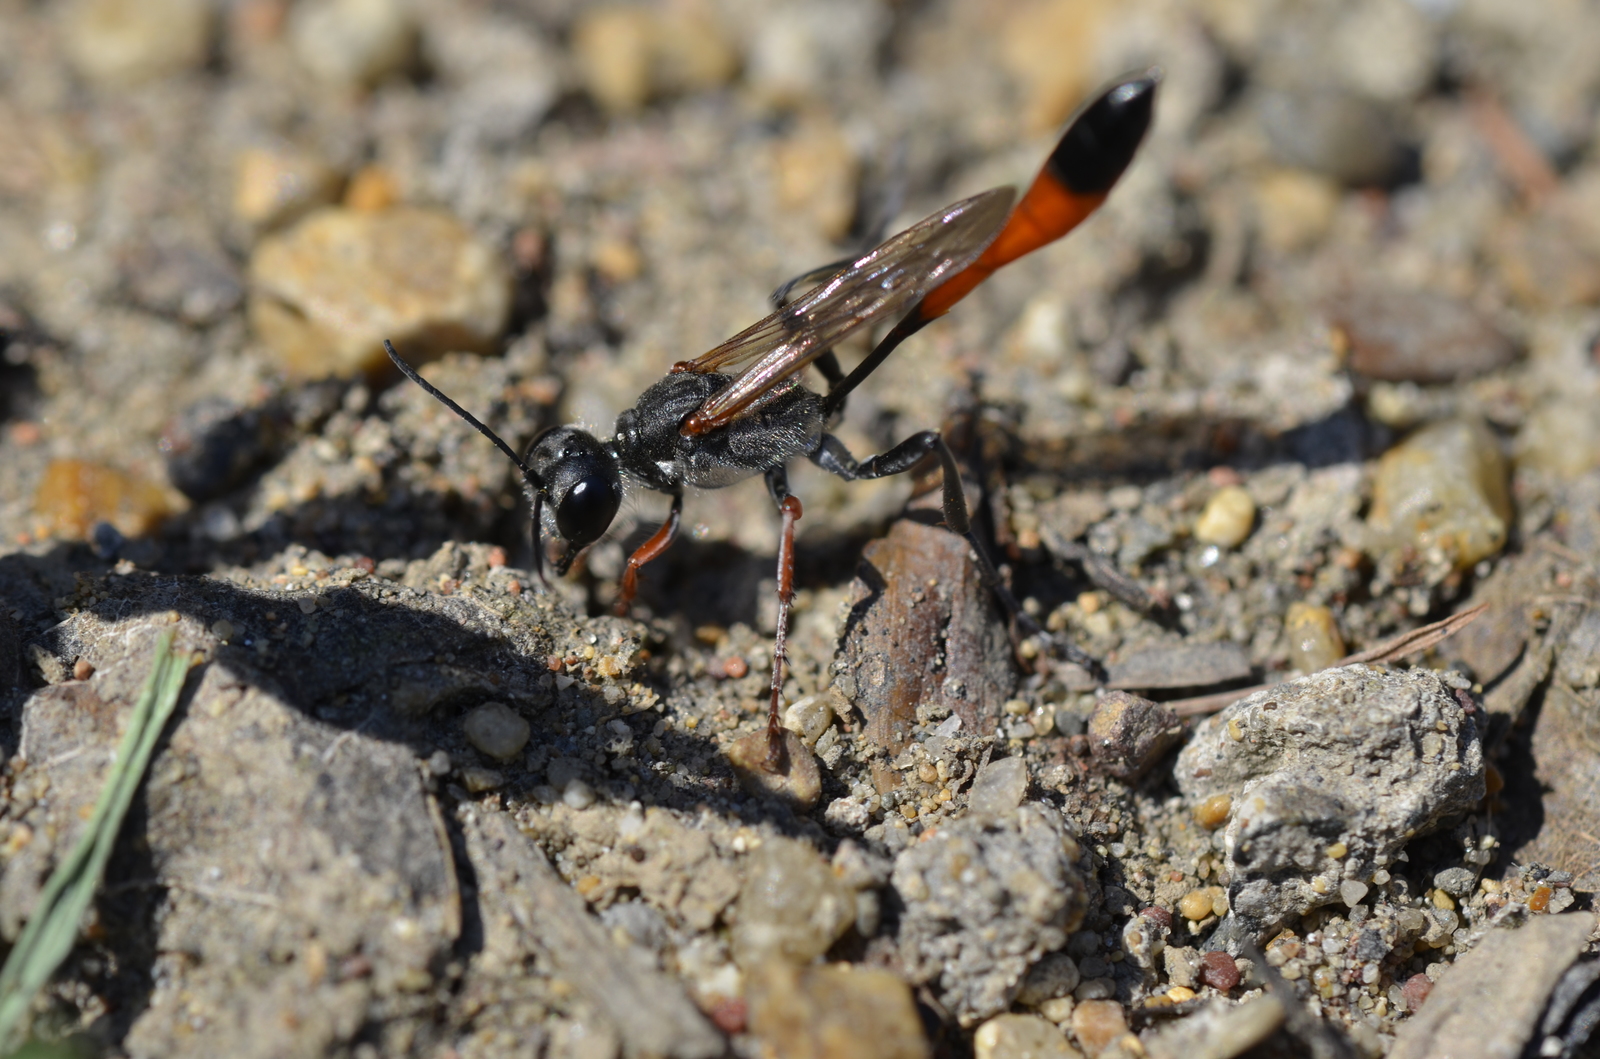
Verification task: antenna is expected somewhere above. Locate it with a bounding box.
[382,340,540,485]
[384,339,553,589]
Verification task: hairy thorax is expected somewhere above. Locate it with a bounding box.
[611,372,824,491]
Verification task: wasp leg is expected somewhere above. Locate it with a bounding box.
[770,267,849,400]
[762,467,803,767]
[615,490,683,615]
[813,349,846,391]
[770,258,855,310]
[810,432,1103,677]
[820,314,931,419]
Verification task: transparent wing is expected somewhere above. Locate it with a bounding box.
[680,186,1016,430]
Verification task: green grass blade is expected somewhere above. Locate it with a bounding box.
[0,630,193,1052]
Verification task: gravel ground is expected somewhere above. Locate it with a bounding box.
[2,1,1600,1057]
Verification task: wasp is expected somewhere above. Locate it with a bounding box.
[387,72,1158,769]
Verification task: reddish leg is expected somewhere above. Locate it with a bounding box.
[765,493,803,765]
[615,492,683,615]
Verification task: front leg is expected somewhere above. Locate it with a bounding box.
[615,490,683,614]
[811,432,1103,677]
[762,466,803,766]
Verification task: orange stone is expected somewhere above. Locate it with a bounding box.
[1070,999,1128,1056]
[747,961,929,1059]
[1192,793,1232,830]
[344,165,400,212]
[33,459,172,539]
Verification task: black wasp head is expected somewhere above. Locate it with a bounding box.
[525,426,622,575]
[382,339,623,586]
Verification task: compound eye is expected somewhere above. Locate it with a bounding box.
[554,475,620,547]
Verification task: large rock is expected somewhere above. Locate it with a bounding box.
[249,207,511,379]
[731,836,855,967]
[2,615,461,1059]
[891,804,1087,1024]
[1175,665,1484,938]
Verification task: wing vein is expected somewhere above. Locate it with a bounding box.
[681,186,1016,429]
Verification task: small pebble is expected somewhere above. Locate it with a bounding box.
[289,0,415,88]
[1016,953,1081,1006]
[461,702,531,761]
[1433,867,1476,897]
[460,767,503,793]
[1199,951,1241,991]
[744,2,886,109]
[1194,485,1257,548]
[1514,395,1600,480]
[232,147,341,229]
[1179,889,1213,922]
[562,778,596,809]
[1493,211,1600,310]
[704,997,746,1036]
[1164,946,1202,990]
[72,658,95,681]
[1332,0,1435,101]
[1038,997,1075,1024]
[1070,999,1128,1056]
[732,837,855,966]
[1122,914,1167,970]
[722,656,748,679]
[591,237,642,284]
[746,961,927,1059]
[1401,972,1433,1011]
[161,397,278,502]
[343,165,399,212]
[1257,83,1406,186]
[61,0,213,87]
[1140,906,1174,931]
[1074,978,1116,1002]
[974,1013,1077,1059]
[1254,168,1341,254]
[726,729,821,810]
[1368,418,1510,569]
[1087,692,1182,781]
[571,5,737,113]
[777,697,832,745]
[1339,879,1369,907]
[1284,602,1346,673]
[772,117,859,242]
[1107,643,1253,691]
[997,0,1110,133]
[571,7,651,112]
[1192,793,1232,830]
[249,207,511,378]
[966,755,1029,817]
[1333,288,1518,383]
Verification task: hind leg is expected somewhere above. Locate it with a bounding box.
[810,432,1103,676]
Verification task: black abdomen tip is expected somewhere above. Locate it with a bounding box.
[1048,72,1160,195]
